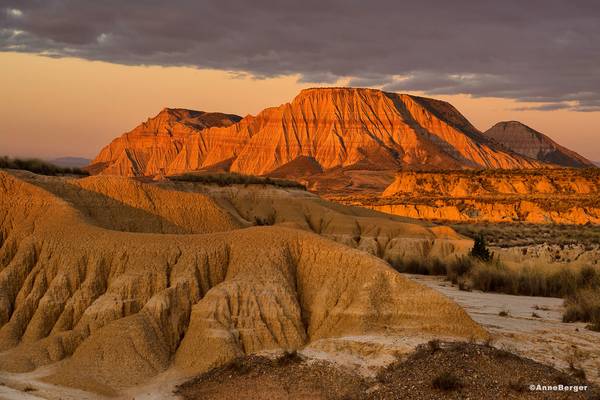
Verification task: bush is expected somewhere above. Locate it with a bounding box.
[469,234,492,262]
[168,172,306,190]
[432,371,462,391]
[0,156,89,176]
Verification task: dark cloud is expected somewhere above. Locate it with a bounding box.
[1,0,600,111]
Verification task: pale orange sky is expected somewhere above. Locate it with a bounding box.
[1,52,599,162]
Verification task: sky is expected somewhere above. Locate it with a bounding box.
[1,1,599,161]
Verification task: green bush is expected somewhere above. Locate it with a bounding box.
[469,234,492,262]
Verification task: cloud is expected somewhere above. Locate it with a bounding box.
[1,0,600,111]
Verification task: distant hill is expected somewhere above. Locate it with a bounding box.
[88,109,242,176]
[485,121,594,168]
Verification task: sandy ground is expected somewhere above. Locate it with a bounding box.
[406,274,600,383]
[0,364,101,400]
[3,273,599,399]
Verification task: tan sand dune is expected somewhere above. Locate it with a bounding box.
[0,170,485,395]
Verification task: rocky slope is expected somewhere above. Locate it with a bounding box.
[88,108,242,177]
[90,88,541,185]
[0,170,484,395]
[356,169,600,224]
[485,121,594,168]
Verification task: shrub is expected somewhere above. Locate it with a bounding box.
[469,234,492,262]
[432,371,462,391]
[168,172,306,190]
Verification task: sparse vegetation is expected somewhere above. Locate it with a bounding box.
[0,156,89,176]
[453,222,600,248]
[254,212,277,226]
[432,371,463,391]
[427,339,441,353]
[389,253,600,330]
[168,172,306,190]
[563,288,600,332]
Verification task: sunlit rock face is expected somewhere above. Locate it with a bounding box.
[89,88,542,180]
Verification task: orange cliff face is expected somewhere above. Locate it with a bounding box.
[89,88,543,180]
[362,169,600,224]
[88,108,242,177]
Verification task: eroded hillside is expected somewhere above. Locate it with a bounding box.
[0,171,485,396]
[339,169,600,224]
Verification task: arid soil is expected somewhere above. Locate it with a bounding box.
[409,274,600,384]
[176,344,598,400]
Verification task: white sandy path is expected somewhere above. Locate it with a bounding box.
[406,274,600,384]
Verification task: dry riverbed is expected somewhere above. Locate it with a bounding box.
[406,274,600,384]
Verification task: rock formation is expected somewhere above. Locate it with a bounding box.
[90,89,542,184]
[0,170,485,395]
[485,121,595,168]
[361,169,600,224]
[88,108,242,177]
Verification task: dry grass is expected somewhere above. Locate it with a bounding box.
[0,156,89,176]
[452,222,600,247]
[168,172,306,190]
[563,289,600,331]
[389,253,600,330]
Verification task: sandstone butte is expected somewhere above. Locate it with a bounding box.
[0,170,485,395]
[88,88,542,179]
[485,121,595,168]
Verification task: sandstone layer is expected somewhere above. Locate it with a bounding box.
[485,121,595,168]
[89,88,542,187]
[340,169,600,224]
[0,170,485,395]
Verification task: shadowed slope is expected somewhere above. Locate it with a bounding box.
[485,121,595,168]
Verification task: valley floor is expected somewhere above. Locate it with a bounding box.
[408,274,600,384]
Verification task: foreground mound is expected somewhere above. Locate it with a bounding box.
[176,343,597,400]
[0,171,485,395]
